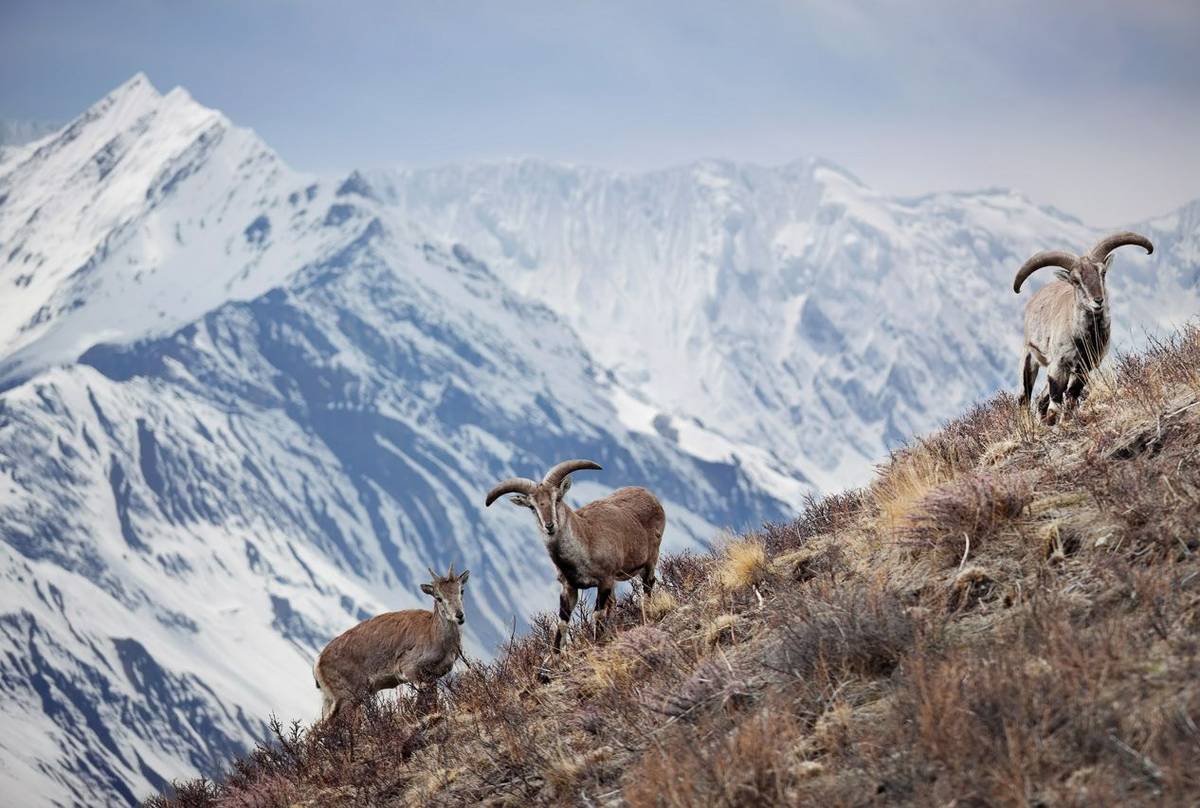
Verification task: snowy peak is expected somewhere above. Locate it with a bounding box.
[0,74,317,386]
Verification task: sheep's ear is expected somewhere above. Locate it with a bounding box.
[558,477,572,495]
[1103,253,1115,272]
[458,570,470,584]
[509,494,530,508]
[420,583,435,596]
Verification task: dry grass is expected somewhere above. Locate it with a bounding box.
[642,587,677,620]
[714,536,769,594]
[148,323,1200,808]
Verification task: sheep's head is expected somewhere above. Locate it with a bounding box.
[1065,254,1112,313]
[421,564,469,624]
[484,459,603,537]
[1013,231,1154,312]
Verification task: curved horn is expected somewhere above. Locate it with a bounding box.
[1088,231,1154,262]
[427,565,437,581]
[484,477,537,507]
[447,561,455,579]
[543,459,603,489]
[1013,250,1078,293]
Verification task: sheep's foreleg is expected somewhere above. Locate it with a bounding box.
[554,581,579,653]
[1043,365,1068,425]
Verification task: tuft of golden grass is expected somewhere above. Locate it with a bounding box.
[574,645,640,697]
[541,741,613,798]
[714,537,769,593]
[704,613,739,648]
[870,445,959,538]
[978,437,1020,467]
[643,587,677,620]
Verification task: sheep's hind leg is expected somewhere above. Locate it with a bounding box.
[593,583,615,640]
[641,545,660,598]
[321,693,342,722]
[639,556,659,625]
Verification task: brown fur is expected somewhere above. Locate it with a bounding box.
[486,462,666,655]
[314,569,467,721]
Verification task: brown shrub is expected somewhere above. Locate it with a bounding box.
[918,391,1026,470]
[764,584,914,683]
[760,488,865,554]
[143,779,219,808]
[900,471,1032,567]
[873,608,1193,806]
[625,706,806,808]
[648,654,755,721]
[658,550,710,595]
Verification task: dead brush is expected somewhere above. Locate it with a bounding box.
[919,392,1026,469]
[764,582,914,684]
[625,702,807,808]
[774,541,845,585]
[947,565,998,612]
[647,652,755,721]
[573,640,645,697]
[759,488,866,554]
[899,471,1032,568]
[871,443,961,539]
[658,550,711,595]
[876,601,1196,807]
[1115,325,1200,404]
[704,613,740,648]
[143,779,220,808]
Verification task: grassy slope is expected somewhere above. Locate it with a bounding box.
[152,326,1200,807]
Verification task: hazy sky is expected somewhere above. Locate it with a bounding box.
[2,0,1197,224]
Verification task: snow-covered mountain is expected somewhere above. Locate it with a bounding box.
[370,160,1200,492]
[0,74,1196,806]
[0,77,788,806]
